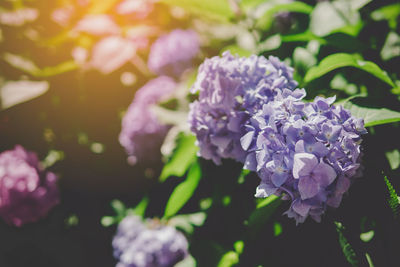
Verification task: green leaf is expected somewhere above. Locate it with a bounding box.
[324,32,367,51]
[274,222,283,236]
[110,199,126,217]
[233,240,244,254]
[335,221,359,267]
[343,99,400,127]
[281,31,327,44]
[222,45,253,57]
[304,53,394,87]
[360,230,374,242]
[365,253,375,267]
[132,197,149,217]
[237,169,250,184]
[330,74,358,95]
[37,61,78,77]
[293,47,317,72]
[239,0,267,11]
[160,0,234,21]
[3,53,39,74]
[348,0,371,11]
[100,216,116,227]
[256,1,313,30]
[310,1,361,37]
[3,53,78,78]
[175,255,196,267]
[217,251,239,267]
[41,150,64,169]
[385,149,400,170]
[257,34,282,53]
[167,212,206,234]
[329,21,364,37]
[371,3,400,30]
[256,195,279,209]
[160,133,198,182]
[164,161,202,218]
[384,175,400,218]
[102,197,148,227]
[101,199,126,227]
[381,32,400,61]
[1,80,49,110]
[247,195,281,235]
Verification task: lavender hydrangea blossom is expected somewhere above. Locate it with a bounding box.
[119,76,177,165]
[0,146,59,227]
[113,215,188,267]
[242,91,366,224]
[189,51,297,165]
[148,29,200,77]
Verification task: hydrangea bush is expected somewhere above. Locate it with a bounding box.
[0,0,399,266]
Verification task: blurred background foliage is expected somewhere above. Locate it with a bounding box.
[0,0,399,266]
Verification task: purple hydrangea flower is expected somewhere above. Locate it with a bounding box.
[242,91,366,224]
[113,215,188,267]
[0,146,59,227]
[188,51,297,165]
[148,29,200,77]
[119,76,177,165]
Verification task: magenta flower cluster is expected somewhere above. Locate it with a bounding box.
[0,146,59,227]
[113,215,188,267]
[189,52,366,223]
[119,76,177,165]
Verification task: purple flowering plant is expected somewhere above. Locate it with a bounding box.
[148,29,200,78]
[102,197,198,267]
[2,0,400,266]
[0,146,59,227]
[112,215,189,267]
[119,76,177,165]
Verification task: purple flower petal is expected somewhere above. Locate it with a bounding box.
[298,176,319,199]
[292,199,311,217]
[271,172,288,187]
[312,161,337,187]
[240,130,255,150]
[255,182,277,198]
[293,153,318,179]
[336,176,350,194]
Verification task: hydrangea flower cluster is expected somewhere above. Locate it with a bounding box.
[113,215,188,267]
[0,146,59,227]
[148,29,200,78]
[189,53,366,223]
[189,51,297,165]
[241,91,366,223]
[119,76,177,165]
